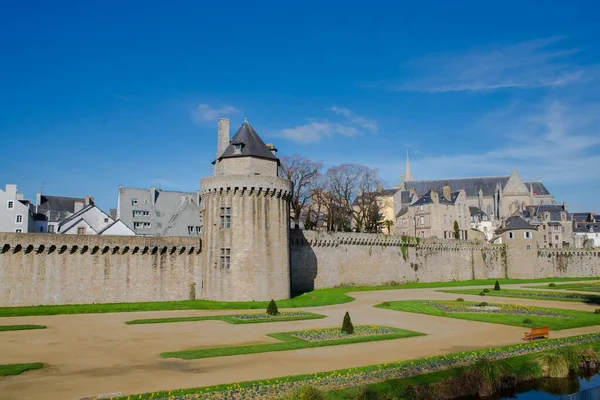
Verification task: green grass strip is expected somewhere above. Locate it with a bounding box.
[108,333,600,400]
[525,282,600,293]
[442,288,600,304]
[161,326,423,360]
[126,311,325,325]
[377,300,600,330]
[0,324,46,332]
[0,363,43,377]
[1,277,596,317]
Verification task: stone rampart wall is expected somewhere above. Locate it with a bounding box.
[0,233,201,306]
[535,249,600,278]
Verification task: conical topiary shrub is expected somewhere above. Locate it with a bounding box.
[266,299,279,316]
[341,311,354,335]
[494,280,501,291]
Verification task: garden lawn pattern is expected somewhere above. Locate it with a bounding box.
[441,288,600,304]
[526,282,600,293]
[377,300,600,330]
[110,334,600,400]
[291,325,399,342]
[161,325,423,360]
[125,311,324,325]
[0,324,46,331]
[0,363,43,377]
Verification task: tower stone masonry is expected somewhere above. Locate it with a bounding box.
[200,119,292,301]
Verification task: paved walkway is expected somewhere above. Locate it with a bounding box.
[1,282,600,400]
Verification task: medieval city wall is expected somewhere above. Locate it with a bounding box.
[535,249,600,278]
[0,233,201,306]
[290,231,507,292]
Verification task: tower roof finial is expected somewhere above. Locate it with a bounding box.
[404,150,414,182]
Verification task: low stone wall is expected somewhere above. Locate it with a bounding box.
[290,231,507,292]
[0,233,201,306]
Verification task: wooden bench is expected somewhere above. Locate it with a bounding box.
[524,326,550,341]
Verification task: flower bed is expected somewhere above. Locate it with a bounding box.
[424,300,571,318]
[232,311,314,321]
[444,288,600,303]
[113,333,600,400]
[290,325,400,342]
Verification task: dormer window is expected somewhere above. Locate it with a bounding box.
[233,143,243,154]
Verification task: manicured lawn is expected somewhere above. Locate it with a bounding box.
[0,324,46,332]
[126,311,325,325]
[376,300,600,330]
[526,282,600,293]
[0,363,43,376]
[108,333,600,400]
[1,277,595,317]
[161,325,423,360]
[442,288,600,304]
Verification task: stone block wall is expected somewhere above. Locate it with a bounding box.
[535,249,600,278]
[290,230,507,292]
[0,233,201,306]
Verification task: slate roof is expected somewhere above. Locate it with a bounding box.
[395,205,409,219]
[504,215,536,230]
[469,207,489,220]
[217,121,279,163]
[411,189,460,206]
[352,188,397,206]
[37,195,89,213]
[532,204,571,222]
[572,213,592,222]
[574,224,600,233]
[404,176,551,197]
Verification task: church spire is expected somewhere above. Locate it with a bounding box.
[405,150,414,182]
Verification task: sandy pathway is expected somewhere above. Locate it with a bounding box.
[1,282,599,400]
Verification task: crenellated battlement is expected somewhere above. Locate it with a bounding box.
[538,249,600,257]
[200,175,292,200]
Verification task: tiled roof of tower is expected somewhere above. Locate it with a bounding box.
[218,121,279,163]
[404,176,551,197]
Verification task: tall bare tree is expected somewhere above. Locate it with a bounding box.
[279,155,323,229]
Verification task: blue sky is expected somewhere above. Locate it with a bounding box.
[1,1,599,212]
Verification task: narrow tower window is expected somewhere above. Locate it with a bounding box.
[220,248,231,269]
[220,207,231,228]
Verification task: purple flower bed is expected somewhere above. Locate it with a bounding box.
[493,290,600,302]
[128,333,600,400]
[232,311,314,320]
[425,300,571,318]
[291,325,400,342]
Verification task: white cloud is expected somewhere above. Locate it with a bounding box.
[193,104,239,123]
[281,122,359,144]
[378,37,591,92]
[328,106,378,132]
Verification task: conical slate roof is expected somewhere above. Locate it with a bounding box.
[217,121,279,163]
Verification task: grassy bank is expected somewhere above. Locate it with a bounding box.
[0,324,46,332]
[126,311,325,325]
[377,300,600,330]
[109,333,600,400]
[1,277,596,317]
[0,363,43,377]
[442,288,600,304]
[161,326,422,359]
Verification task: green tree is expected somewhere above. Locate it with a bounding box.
[341,311,354,334]
[266,299,279,316]
[453,220,460,240]
[494,280,501,291]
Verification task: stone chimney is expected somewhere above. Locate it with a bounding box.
[443,184,452,201]
[74,200,84,213]
[150,186,157,206]
[377,184,383,193]
[431,189,439,204]
[84,195,94,206]
[217,118,230,159]
[266,143,277,156]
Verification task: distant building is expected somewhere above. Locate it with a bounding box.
[35,193,95,233]
[522,204,572,248]
[0,184,35,233]
[57,204,134,235]
[352,187,396,233]
[573,212,600,248]
[116,186,202,236]
[470,206,494,241]
[396,185,470,239]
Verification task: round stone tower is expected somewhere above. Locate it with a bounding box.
[200,119,292,301]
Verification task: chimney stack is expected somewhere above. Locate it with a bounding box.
[266,143,277,156]
[443,184,451,201]
[217,118,230,160]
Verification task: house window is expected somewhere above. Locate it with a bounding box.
[555,235,559,240]
[420,216,425,225]
[544,235,547,242]
[48,225,55,233]
[524,231,532,239]
[15,214,23,224]
[444,231,447,239]
[131,198,138,206]
[7,201,14,209]
[508,232,514,239]
[233,144,243,154]
[196,226,201,234]
[188,226,201,235]
[104,218,109,223]
[419,205,424,211]
[133,222,151,229]
[15,229,22,233]
[220,207,231,228]
[220,248,231,269]
[39,226,44,232]
[133,210,150,217]
[526,245,531,250]
[77,227,86,235]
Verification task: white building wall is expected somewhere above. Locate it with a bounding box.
[0,184,33,233]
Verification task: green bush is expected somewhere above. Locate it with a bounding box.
[350,386,380,400]
[468,357,502,397]
[483,288,490,293]
[494,280,501,291]
[594,309,600,314]
[287,386,326,400]
[537,353,569,378]
[456,298,464,302]
[266,299,279,316]
[479,292,486,296]
[380,301,391,307]
[548,283,556,287]
[342,311,354,335]
[523,318,533,324]
[479,302,488,307]
[556,346,580,372]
